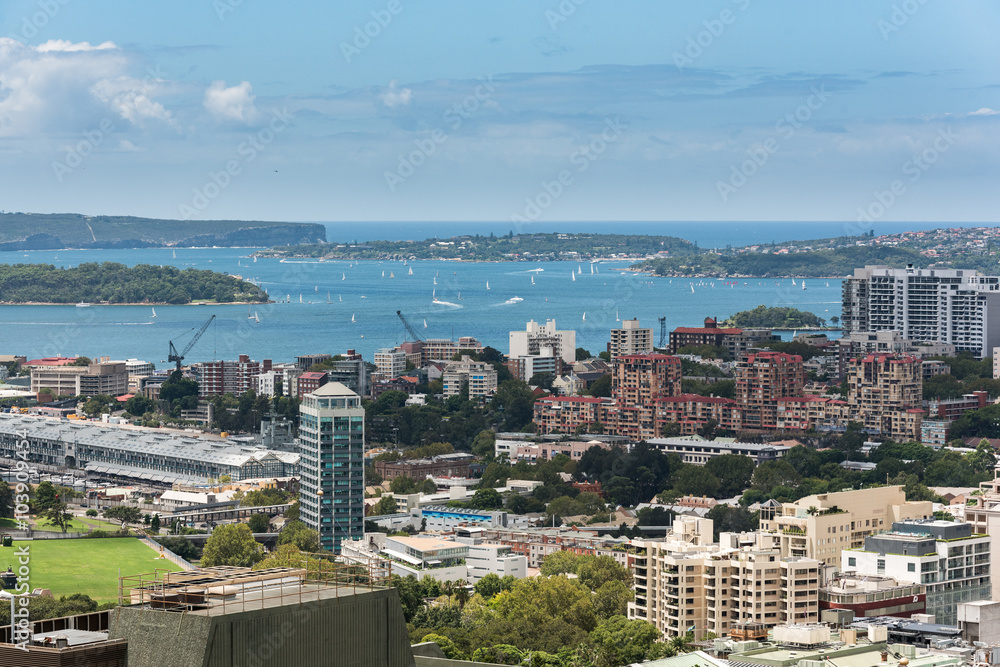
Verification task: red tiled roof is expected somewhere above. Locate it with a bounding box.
[655,394,736,404]
[672,327,742,335]
[116,394,135,402]
[616,353,680,362]
[538,396,604,404]
[744,351,803,363]
[299,372,328,380]
[24,356,78,366]
[858,354,920,364]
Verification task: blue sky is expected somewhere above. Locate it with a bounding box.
[0,0,997,224]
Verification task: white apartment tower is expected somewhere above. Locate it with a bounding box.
[509,319,576,365]
[842,265,1000,358]
[609,319,654,358]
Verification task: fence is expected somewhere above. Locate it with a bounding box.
[138,536,195,570]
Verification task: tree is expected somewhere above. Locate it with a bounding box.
[751,460,802,495]
[468,487,504,510]
[474,572,503,600]
[369,495,399,516]
[588,374,612,397]
[590,616,662,667]
[593,579,634,619]
[575,347,593,361]
[705,454,756,497]
[247,513,271,533]
[276,519,321,552]
[471,430,496,459]
[540,550,580,576]
[390,475,417,494]
[124,394,155,417]
[420,633,464,661]
[202,523,264,567]
[41,501,73,533]
[156,536,201,561]
[968,440,997,476]
[150,514,161,533]
[70,356,92,367]
[671,465,721,498]
[103,505,142,525]
[419,478,438,495]
[576,555,631,592]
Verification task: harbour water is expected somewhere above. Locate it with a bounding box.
[0,246,843,367]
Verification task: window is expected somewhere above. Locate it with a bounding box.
[848,557,856,567]
[908,563,915,572]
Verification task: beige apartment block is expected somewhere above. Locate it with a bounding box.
[628,517,820,638]
[965,466,1000,601]
[758,486,933,567]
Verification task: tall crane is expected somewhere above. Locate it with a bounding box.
[658,316,667,349]
[395,310,424,343]
[168,314,216,372]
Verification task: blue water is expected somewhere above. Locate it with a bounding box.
[319,221,994,250]
[0,246,842,367]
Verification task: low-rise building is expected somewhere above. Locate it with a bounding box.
[381,535,469,581]
[467,543,528,582]
[820,575,927,620]
[512,439,610,463]
[373,452,476,482]
[30,359,129,398]
[647,437,790,466]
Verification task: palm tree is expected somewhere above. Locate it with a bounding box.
[669,633,696,654]
[453,579,470,609]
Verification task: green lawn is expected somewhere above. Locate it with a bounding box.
[2,538,182,602]
[32,516,127,533]
[0,518,19,529]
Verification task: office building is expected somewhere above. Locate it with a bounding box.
[296,371,328,399]
[819,575,927,620]
[442,355,497,399]
[846,354,924,440]
[298,382,366,553]
[30,359,129,398]
[647,437,790,466]
[509,319,576,366]
[842,264,1000,358]
[842,520,991,625]
[736,351,805,430]
[758,486,933,567]
[466,543,528,582]
[373,347,407,380]
[609,319,654,358]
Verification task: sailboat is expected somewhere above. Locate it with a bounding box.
[254,312,259,323]
[423,319,428,329]
[531,275,535,285]
[247,305,253,319]
[571,272,576,282]
[382,270,385,277]
[486,281,490,290]
[582,312,586,322]
[390,271,395,278]
[315,285,318,292]
[458,292,462,300]
[339,294,342,302]
[299,294,303,303]
[286,294,290,302]
[801,281,807,291]
[826,282,830,287]
[253,256,257,263]
[690,284,695,293]
[151,307,157,318]
[351,313,356,323]
[433,276,437,285]
[327,292,331,303]
[408,267,413,276]
[172,249,177,259]
[791,278,796,286]
[616,310,620,322]
[590,263,594,274]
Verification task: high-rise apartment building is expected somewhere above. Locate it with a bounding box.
[609,319,654,358]
[442,356,498,399]
[373,348,407,381]
[628,517,821,637]
[193,355,271,397]
[846,354,923,440]
[842,265,1000,358]
[612,354,681,406]
[298,383,365,553]
[735,351,805,430]
[509,320,576,366]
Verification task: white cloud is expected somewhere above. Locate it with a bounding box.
[116,139,143,152]
[203,80,262,125]
[969,107,999,116]
[0,37,174,137]
[380,80,412,108]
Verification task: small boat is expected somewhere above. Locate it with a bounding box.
[286,294,290,302]
[458,292,462,300]
[433,276,437,285]
[315,285,318,292]
[690,284,695,293]
[826,282,830,287]
[382,270,385,277]
[582,312,586,321]
[433,288,436,298]
[802,281,807,291]
[172,249,177,259]
[254,312,259,323]
[577,265,582,274]
[531,275,535,285]
[486,281,490,290]
[616,310,620,322]
[253,256,257,263]
[76,302,91,307]
[571,272,576,282]
[390,271,395,279]
[327,292,331,303]
[423,319,428,328]
[151,307,157,318]
[505,296,524,305]
[339,294,342,302]
[247,305,253,319]
[342,273,346,280]
[351,313,356,323]
[408,267,413,276]
[590,263,594,274]
[791,278,796,286]
[299,295,303,303]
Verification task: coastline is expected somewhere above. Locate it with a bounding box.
[0,300,271,306]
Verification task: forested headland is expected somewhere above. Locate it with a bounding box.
[0,263,269,304]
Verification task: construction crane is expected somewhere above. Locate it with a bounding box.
[395,310,424,343]
[168,314,216,372]
[658,316,667,349]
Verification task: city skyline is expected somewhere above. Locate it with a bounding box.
[0,1,997,223]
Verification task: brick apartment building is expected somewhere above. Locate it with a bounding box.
[847,354,923,440]
[736,351,805,430]
[194,355,272,397]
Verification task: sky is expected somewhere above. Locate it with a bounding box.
[0,1,998,225]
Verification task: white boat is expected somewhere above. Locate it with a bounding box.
[505,296,524,305]
[327,292,331,303]
[801,281,807,291]
[616,310,620,322]
[315,285,318,292]
[339,294,342,302]
[247,305,253,319]
[254,312,259,323]
[390,271,395,278]
[433,276,437,285]
[408,267,413,276]
[826,282,830,287]
[253,256,256,263]
[151,307,157,318]
[351,313,356,323]
[75,302,91,307]
[486,281,490,290]
[690,284,695,293]
[531,275,535,285]
[577,265,582,274]
[382,270,385,277]
[299,294,303,303]
[571,272,576,282]
[423,319,428,328]
[791,278,796,286]
[342,273,346,280]
[458,292,462,300]
[582,312,586,321]
[286,294,290,302]
[590,264,594,274]
[172,249,176,259]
